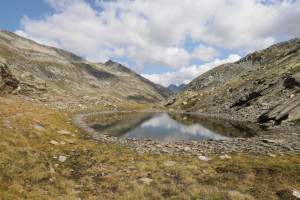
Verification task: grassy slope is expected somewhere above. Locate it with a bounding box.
[0,96,299,200]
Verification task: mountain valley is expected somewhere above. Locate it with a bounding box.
[167,84,186,92]
[1,31,299,200]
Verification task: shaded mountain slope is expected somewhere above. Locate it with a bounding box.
[0,30,172,110]
[166,38,300,124]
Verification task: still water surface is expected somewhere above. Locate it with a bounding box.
[86,112,264,142]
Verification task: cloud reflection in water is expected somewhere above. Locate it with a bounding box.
[123,113,230,142]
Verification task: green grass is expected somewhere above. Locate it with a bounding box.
[0,97,299,199]
[290,118,300,126]
[180,99,198,110]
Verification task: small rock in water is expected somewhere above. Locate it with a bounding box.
[57,130,70,135]
[219,155,231,160]
[198,156,212,162]
[164,161,176,167]
[50,140,59,145]
[58,156,67,162]
[139,177,153,185]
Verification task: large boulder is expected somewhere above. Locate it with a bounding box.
[283,74,300,89]
[258,93,300,123]
[0,58,19,94]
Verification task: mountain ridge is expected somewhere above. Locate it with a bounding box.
[0,30,173,111]
[166,38,300,124]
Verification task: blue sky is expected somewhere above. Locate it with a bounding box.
[1,0,300,86]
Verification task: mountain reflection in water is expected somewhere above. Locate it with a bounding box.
[87,112,264,142]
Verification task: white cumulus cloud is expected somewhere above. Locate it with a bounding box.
[141,54,241,87]
[14,0,300,72]
[191,44,220,61]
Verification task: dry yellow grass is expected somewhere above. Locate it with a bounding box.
[0,96,299,200]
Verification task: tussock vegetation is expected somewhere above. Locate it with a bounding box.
[0,96,299,200]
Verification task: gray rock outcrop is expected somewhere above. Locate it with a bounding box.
[0,58,19,94]
[166,38,300,124]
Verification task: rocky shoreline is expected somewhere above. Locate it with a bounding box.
[72,111,300,156]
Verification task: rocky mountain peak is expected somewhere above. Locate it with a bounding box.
[103,60,134,75]
[104,60,116,66]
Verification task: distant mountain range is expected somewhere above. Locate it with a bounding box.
[167,84,186,92]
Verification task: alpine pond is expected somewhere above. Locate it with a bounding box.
[85,112,265,142]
